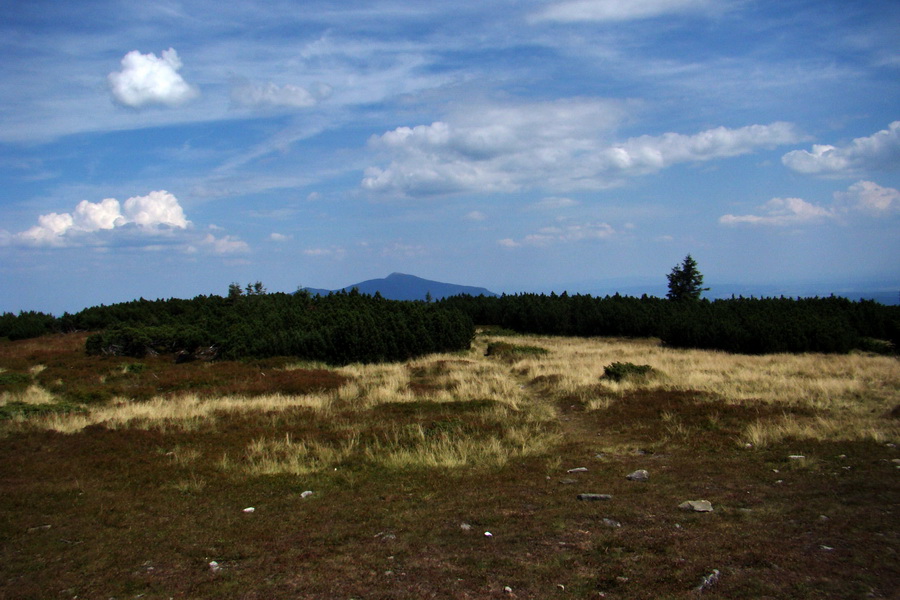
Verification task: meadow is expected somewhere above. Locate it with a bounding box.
[1,330,898,599]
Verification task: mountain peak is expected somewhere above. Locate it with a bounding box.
[303,273,497,301]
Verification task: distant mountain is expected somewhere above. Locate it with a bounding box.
[302,273,498,301]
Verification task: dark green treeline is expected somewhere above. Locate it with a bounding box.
[1,290,475,364]
[438,293,899,354]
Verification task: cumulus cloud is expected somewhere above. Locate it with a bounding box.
[500,221,616,247]
[533,0,717,22]
[231,81,332,109]
[719,197,833,227]
[108,48,199,108]
[719,180,899,226]
[362,99,801,197]
[533,197,579,209]
[15,190,190,246]
[833,180,900,215]
[201,233,249,254]
[781,121,900,175]
[269,232,292,242]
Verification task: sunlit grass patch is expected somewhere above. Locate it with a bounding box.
[14,392,335,434]
[236,433,360,476]
[744,413,899,447]
[170,472,207,494]
[366,422,556,470]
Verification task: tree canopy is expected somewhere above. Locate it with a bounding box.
[666,254,708,302]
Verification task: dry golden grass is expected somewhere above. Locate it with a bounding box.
[492,334,900,446]
[0,384,57,407]
[16,392,334,434]
[5,333,897,458]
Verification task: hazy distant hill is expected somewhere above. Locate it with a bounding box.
[303,272,498,301]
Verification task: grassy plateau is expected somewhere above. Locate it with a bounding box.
[1,330,898,599]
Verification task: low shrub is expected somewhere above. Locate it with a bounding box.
[0,401,84,420]
[602,361,655,382]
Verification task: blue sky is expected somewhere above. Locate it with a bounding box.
[1,0,898,314]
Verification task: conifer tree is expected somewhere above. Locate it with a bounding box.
[666,254,708,301]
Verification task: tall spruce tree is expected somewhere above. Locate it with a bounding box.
[666,254,708,301]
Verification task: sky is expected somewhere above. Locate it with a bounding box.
[1,0,899,314]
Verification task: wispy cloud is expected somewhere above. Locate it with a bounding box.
[782,121,900,175]
[533,0,721,23]
[499,220,616,247]
[108,49,199,108]
[362,99,801,197]
[231,80,332,109]
[719,180,900,226]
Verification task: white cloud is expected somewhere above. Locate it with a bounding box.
[362,99,801,197]
[108,48,199,108]
[781,121,900,175]
[303,246,346,259]
[534,0,718,22]
[833,180,900,215]
[72,198,126,231]
[201,233,249,254]
[533,197,579,209]
[269,232,292,242]
[14,190,190,246]
[465,211,487,221]
[500,221,616,247]
[123,191,189,229]
[231,81,332,109]
[719,197,833,227]
[719,180,900,226]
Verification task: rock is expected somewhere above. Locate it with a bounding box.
[577,493,612,501]
[209,561,221,573]
[678,500,713,512]
[601,518,622,528]
[484,531,493,537]
[300,490,314,498]
[626,469,649,482]
[559,478,578,485]
[242,507,255,513]
[788,455,806,460]
[694,569,720,592]
[567,467,588,473]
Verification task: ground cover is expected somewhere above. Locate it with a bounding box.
[1,332,898,599]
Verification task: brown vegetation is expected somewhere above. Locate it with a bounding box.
[1,332,898,598]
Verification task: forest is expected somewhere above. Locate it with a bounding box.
[0,288,474,365]
[1,278,897,361]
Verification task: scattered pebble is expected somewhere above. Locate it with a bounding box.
[601,518,622,528]
[577,493,612,501]
[300,491,314,498]
[678,500,713,512]
[626,469,649,482]
[484,531,493,537]
[567,467,588,473]
[695,569,720,592]
[208,561,221,573]
[242,507,255,513]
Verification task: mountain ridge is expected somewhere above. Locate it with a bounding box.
[302,273,498,301]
